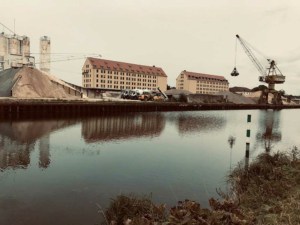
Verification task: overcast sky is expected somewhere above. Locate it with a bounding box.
[1,0,300,94]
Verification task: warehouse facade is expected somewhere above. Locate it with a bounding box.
[82,58,168,92]
[176,70,229,94]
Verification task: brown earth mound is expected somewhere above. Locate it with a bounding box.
[0,67,81,99]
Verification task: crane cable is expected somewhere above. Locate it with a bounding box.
[231,37,239,76]
[234,37,238,67]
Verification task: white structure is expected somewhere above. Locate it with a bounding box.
[40,36,51,73]
[0,32,35,71]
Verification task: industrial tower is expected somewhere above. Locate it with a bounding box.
[0,32,34,71]
[40,36,51,73]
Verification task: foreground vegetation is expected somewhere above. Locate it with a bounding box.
[102,148,300,225]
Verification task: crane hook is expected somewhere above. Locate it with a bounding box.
[231,67,239,76]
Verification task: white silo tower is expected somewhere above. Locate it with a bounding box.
[40,36,51,73]
[22,36,30,57]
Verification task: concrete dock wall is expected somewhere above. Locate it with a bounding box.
[1,100,300,118]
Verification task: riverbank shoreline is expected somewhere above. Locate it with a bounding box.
[103,149,300,225]
[1,98,300,116]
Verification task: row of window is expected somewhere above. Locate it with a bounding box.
[180,73,227,82]
[96,81,156,86]
[85,64,161,78]
[94,77,156,82]
[92,69,158,78]
[84,81,156,87]
[83,73,158,81]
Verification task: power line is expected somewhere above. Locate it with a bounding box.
[35,54,101,64]
[0,22,15,34]
[31,52,101,55]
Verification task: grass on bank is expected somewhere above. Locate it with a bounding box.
[102,147,300,225]
[229,147,300,224]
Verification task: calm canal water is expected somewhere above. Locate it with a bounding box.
[0,109,300,225]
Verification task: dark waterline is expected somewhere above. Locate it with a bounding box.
[0,109,299,225]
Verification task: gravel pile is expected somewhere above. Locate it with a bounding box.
[0,68,21,96]
[0,67,80,99]
[216,91,257,104]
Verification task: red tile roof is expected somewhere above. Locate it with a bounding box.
[182,70,228,82]
[87,57,167,77]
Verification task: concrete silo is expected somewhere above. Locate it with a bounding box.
[0,33,7,70]
[9,36,21,55]
[22,36,30,57]
[40,36,51,73]
[0,32,34,71]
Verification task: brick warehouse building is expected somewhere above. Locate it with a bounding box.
[176,70,229,94]
[82,57,168,92]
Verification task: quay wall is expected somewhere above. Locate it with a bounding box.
[0,100,300,118]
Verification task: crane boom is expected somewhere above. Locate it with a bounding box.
[236,35,266,78]
[233,34,285,91]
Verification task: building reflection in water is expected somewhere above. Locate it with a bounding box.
[82,113,166,143]
[256,109,282,152]
[228,136,236,172]
[0,112,228,171]
[39,134,51,168]
[0,119,79,171]
[177,114,226,135]
[0,135,34,170]
[0,113,167,170]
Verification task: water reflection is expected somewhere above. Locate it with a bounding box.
[256,110,282,152]
[176,113,226,135]
[0,110,299,225]
[0,114,167,171]
[0,112,229,172]
[0,119,79,170]
[82,113,166,143]
[0,136,34,170]
[227,136,236,172]
[39,135,51,168]
[0,110,285,172]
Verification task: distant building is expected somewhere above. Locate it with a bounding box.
[230,86,252,96]
[176,70,229,94]
[82,57,168,92]
[229,86,251,93]
[39,36,51,73]
[0,32,35,71]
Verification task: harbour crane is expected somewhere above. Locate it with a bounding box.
[231,34,285,92]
